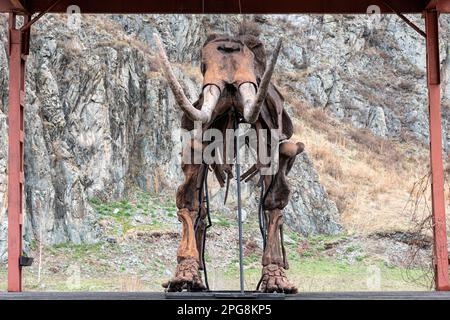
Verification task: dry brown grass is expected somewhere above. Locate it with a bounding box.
[287,94,443,236]
[119,276,144,292]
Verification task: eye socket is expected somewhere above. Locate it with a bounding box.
[201,63,206,74]
[217,45,240,53]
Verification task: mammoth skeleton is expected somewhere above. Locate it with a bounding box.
[154,29,304,294]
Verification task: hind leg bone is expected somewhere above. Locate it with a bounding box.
[259,141,304,294]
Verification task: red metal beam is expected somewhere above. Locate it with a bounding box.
[7,12,28,292]
[0,0,433,14]
[437,0,450,12]
[0,0,27,13]
[1,0,448,295]
[425,9,450,291]
[20,0,63,32]
[382,0,426,37]
[427,0,450,11]
[426,0,450,13]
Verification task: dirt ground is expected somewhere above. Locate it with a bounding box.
[0,194,434,292]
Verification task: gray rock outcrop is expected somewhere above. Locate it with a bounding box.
[0,13,449,257]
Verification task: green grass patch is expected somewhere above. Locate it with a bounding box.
[47,242,105,260]
[222,255,429,292]
[215,217,232,228]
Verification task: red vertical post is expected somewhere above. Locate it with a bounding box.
[425,9,450,291]
[7,13,29,292]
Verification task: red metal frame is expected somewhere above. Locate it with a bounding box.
[0,0,438,14]
[7,12,29,292]
[425,9,450,291]
[2,0,450,292]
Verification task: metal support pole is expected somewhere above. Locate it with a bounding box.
[7,12,29,292]
[425,9,450,291]
[234,113,245,294]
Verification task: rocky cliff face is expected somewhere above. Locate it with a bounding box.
[0,13,449,259]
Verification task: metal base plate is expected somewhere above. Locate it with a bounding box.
[165,290,286,300]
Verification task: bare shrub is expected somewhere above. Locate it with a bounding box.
[327,185,348,213]
[348,128,401,167]
[120,276,144,291]
[398,80,415,91]
[323,156,343,180]
[401,172,434,289]
[237,19,262,37]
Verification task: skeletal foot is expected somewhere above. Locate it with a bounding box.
[259,264,298,294]
[162,257,206,292]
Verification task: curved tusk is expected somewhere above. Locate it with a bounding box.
[243,38,282,124]
[201,85,221,124]
[153,33,211,123]
[239,82,257,119]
